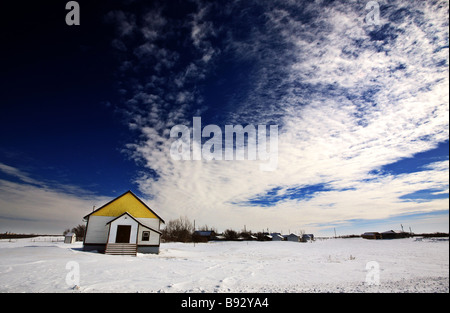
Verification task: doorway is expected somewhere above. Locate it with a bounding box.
[115,225,132,243]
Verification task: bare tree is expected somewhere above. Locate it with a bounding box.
[161,216,194,242]
[223,229,238,241]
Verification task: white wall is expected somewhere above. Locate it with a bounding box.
[85,215,161,246]
[107,215,138,244]
[137,225,160,246]
[136,217,160,230]
[84,216,114,244]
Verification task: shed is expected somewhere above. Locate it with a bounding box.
[301,234,314,242]
[381,230,409,239]
[361,232,382,240]
[64,232,76,244]
[286,233,300,242]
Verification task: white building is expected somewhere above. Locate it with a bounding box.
[64,232,76,244]
[83,190,165,255]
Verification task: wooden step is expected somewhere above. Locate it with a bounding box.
[105,243,137,256]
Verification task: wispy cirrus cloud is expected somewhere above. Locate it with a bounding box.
[108,0,448,234]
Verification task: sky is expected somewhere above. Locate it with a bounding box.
[0,0,448,236]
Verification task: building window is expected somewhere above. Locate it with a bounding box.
[142,231,150,241]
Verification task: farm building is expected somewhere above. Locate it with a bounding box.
[361,232,382,240]
[286,233,300,242]
[381,230,410,239]
[193,230,216,242]
[239,232,257,241]
[271,233,284,241]
[361,230,411,240]
[301,234,314,242]
[83,190,165,255]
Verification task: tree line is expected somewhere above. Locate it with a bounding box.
[161,216,274,242]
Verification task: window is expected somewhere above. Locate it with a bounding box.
[142,231,150,241]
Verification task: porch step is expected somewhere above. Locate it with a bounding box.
[105,243,137,256]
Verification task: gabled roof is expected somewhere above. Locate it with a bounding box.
[84,190,165,223]
[106,212,162,234]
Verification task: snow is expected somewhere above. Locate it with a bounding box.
[0,237,448,293]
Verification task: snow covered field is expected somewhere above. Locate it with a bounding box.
[0,237,448,293]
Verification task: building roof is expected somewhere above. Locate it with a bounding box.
[105,212,162,234]
[84,190,165,223]
[194,231,215,236]
[271,233,284,240]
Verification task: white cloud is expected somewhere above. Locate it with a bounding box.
[0,163,110,234]
[114,0,448,234]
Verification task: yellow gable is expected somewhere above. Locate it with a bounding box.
[92,192,158,219]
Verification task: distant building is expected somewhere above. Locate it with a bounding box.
[64,232,76,244]
[239,232,257,241]
[361,232,382,240]
[270,233,284,241]
[193,230,216,242]
[301,234,314,242]
[286,233,300,242]
[362,230,411,240]
[381,230,410,239]
[258,233,272,241]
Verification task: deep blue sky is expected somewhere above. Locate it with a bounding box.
[1,1,137,195]
[0,0,448,235]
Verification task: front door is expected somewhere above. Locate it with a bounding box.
[115,225,131,243]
